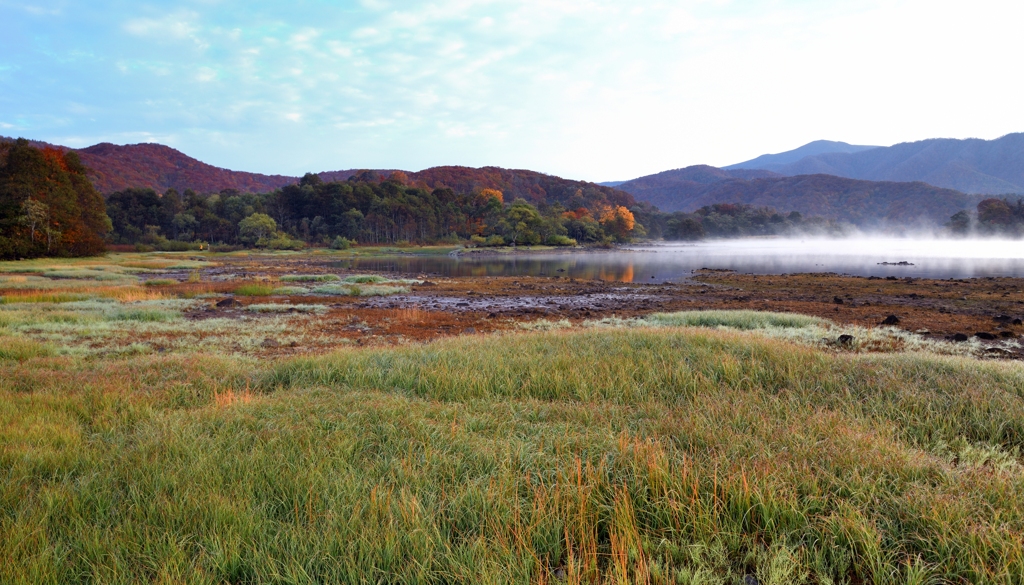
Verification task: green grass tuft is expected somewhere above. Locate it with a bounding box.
[247,303,327,314]
[143,278,178,286]
[270,286,308,295]
[342,274,388,284]
[234,284,276,296]
[312,283,409,296]
[280,274,340,282]
[0,335,54,360]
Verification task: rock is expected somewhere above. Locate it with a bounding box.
[885,276,898,281]
[1000,331,1016,338]
[261,338,280,348]
[915,329,930,334]
[744,576,760,585]
[1014,318,1023,326]
[463,327,477,334]
[552,567,567,580]
[974,332,997,340]
[993,314,1013,322]
[985,347,1013,355]
[419,281,436,286]
[838,334,855,346]
[216,297,242,308]
[833,296,844,304]
[881,315,900,325]
[952,333,969,342]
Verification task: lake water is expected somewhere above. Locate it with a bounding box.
[338,238,1024,283]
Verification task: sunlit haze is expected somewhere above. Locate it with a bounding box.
[2,0,1022,180]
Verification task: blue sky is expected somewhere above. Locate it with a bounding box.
[1,0,1022,181]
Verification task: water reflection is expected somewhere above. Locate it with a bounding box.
[336,238,1024,283]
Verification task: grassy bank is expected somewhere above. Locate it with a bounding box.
[3,326,1024,583]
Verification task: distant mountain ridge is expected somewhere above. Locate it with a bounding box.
[728,134,1024,195]
[0,137,634,209]
[725,140,880,171]
[615,165,986,226]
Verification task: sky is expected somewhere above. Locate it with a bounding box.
[1,0,1022,182]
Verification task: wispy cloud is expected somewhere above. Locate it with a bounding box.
[1,0,1022,179]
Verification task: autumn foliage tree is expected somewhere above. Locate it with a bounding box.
[0,139,110,259]
[599,205,637,242]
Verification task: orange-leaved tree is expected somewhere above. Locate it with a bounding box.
[599,205,636,242]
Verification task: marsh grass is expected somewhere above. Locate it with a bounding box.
[247,303,328,314]
[143,278,178,286]
[584,310,992,358]
[0,291,91,304]
[234,283,276,296]
[3,327,1024,583]
[342,274,389,283]
[0,335,54,360]
[312,283,410,296]
[270,286,308,295]
[280,274,340,282]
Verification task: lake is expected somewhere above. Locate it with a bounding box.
[338,238,1024,282]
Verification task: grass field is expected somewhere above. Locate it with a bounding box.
[3,326,1024,583]
[2,252,1024,583]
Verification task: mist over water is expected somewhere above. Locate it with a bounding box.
[340,237,1024,283]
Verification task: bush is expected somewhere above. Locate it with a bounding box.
[331,236,354,250]
[264,235,306,250]
[156,240,194,252]
[484,235,505,247]
[470,235,488,247]
[545,235,577,246]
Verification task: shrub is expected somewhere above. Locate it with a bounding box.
[264,235,306,251]
[330,236,354,250]
[484,235,505,247]
[470,235,488,247]
[270,286,308,295]
[545,235,577,246]
[144,279,178,286]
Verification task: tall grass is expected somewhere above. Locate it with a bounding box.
[2,327,1024,582]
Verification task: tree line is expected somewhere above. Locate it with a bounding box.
[947,198,1024,236]
[2,140,848,260]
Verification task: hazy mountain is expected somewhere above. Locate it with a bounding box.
[615,165,984,226]
[736,134,1024,195]
[725,140,880,172]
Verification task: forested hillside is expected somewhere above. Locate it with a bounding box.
[616,167,985,226]
[0,139,110,259]
[105,172,644,250]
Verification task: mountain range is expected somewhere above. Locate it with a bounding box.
[0,138,631,209]
[5,133,1019,228]
[723,134,1024,195]
[614,166,984,226]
